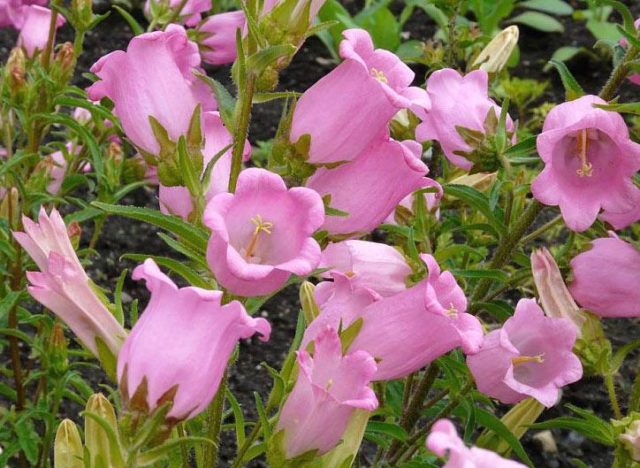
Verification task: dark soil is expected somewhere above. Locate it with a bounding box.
[3,1,640,466]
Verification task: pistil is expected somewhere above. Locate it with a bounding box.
[244,215,273,260]
[576,129,593,177]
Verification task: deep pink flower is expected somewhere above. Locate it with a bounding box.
[87,25,216,155]
[197,11,246,66]
[415,68,513,170]
[349,254,484,381]
[144,0,210,26]
[569,235,640,318]
[427,419,526,467]
[17,5,65,58]
[159,112,250,220]
[319,240,411,297]
[277,327,377,459]
[467,299,582,407]
[306,136,436,235]
[290,28,423,164]
[301,272,379,350]
[118,259,270,420]
[13,208,126,357]
[204,168,324,297]
[531,95,640,232]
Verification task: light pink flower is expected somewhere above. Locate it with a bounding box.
[467,299,582,407]
[13,208,126,357]
[43,143,86,195]
[197,11,246,66]
[301,272,379,350]
[531,95,640,232]
[531,247,586,333]
[600,188,640,229]
[290,28,424,164]
[415,68,513,170]
[319,240,411,297]
[569,235,640,318]
[204,168,324,297]
[144,0,210,26]
[0,0,46,28]
[620,420,640,462]
[349,254,484,381]
[17,5,65,58]
[118,259,270,420]
[159,111,251,219]
[277,327,377,459]
[87,25,216,156]
[306,137,437,236]
[427,419,526,467]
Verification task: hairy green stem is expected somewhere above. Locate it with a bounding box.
[228,74,256,192]
[469,199,544,311]
[163,0,189,30]
[203,374,227,467]
[599,43,639,101]
[605,374,623,420]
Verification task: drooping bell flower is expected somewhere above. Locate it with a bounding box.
[349,254,484,381]
[197,11,246,66]
[159,111,251,220]
[301,272,379,349]
[204,168,324,297]
[531,247,586,334]
[569,235,640,318]
[16,5,65,58]
[13,208,126,358]
[306,137,437,236]
[467,298,582,407]
[319,240,411,297]
[290,28,424,164]
[600,189,640,229]
[620,420,640,462]
[276,326,377,459]
[415,68,514,170]
[427,419,527,468]
[118,259,270,421]
[531,95,640,232]
[144,0,210,26]
[87,25,216,156]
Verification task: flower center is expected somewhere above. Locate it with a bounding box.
[511,354,545,366]
[370,67,388,84]
[446,304,458,318]
[575,129,593,177]
[244,214,273,260]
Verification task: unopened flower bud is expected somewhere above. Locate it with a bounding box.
[620,418,640,461]
[6,47,26,93]
[0,187,20,226]
[54,42,76,81]
[299,281,320,325]
[107,141,123,164]
[471,26,519,73]
[85,393,118,467]
[531,248,586,335]
[67,220,81,251]
[54,419,83,468]
[72,0,93,27]
[49,323,69,376]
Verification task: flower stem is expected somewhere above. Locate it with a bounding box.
[599,43,639,101]
[163,0,189,30]
[605,374,623,420]
[203,374,227,467]
[469,199,544,311]
[228,73,256,193]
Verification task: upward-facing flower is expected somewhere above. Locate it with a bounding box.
[13,208,126,358]
[319,240,411,297]
[290,28,424,164]
[87,25,216,156]
[204,168,324,297]
[427,419,526,467]
[569,235,640,318]
[118,259,270,421]
[531,95,640,232]
[349,254,484,380]
[415,68,513,170]
[467,299,582,407]
[276,327,377,459]
[306,136,437,236]
[16,5,65,58]
[159,111,251,220]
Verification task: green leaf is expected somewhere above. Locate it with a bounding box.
[358,6,401,51]
[597,0,635,33]
[586,19,622,42]
[112,5,144,35]
[91,202,208,254]
[546,59,585,100]
[365,421,409,441]
[510,11,564,33]
[519,0,573,15]
[451,269,509,283]
[475,409,534,466]
[608,339,640,375]
[444,184,506,237]
[136,437,215,466]
[246,45,297,76]
[113,269,127,325]
[15,417,39,464]
[226,388,246,449]
[543,46,583,71]
[254,392,271,439]
[121,254,211,289]
[196,73,236,132]
[505,136,537,159]
[530,405,615,446]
